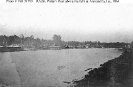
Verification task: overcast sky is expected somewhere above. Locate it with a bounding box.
[0,3,133,42]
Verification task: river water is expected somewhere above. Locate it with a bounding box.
[0,48,122,87]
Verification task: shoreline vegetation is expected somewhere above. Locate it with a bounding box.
[69,48,133,87]
[0,34,130,52]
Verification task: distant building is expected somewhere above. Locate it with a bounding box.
[49,44,61,50]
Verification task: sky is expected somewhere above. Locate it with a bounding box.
[0,3,133,42]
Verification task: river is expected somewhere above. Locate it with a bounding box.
[0,48,122,87]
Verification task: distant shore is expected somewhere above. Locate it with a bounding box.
[0,46,126,52]
[71,48,133,87]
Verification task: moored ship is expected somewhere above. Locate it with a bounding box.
[0,45,23,52]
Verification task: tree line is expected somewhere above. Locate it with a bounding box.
[0,34,130,49]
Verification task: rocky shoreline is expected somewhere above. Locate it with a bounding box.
[71,48,133,87]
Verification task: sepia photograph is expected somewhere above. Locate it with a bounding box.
[0,1,133,87]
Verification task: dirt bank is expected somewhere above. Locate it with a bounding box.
[71,48,133,87]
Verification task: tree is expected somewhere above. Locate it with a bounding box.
[30,35,34,39]
[130,41,133,48]
[19,34,24,39]
[52,34,62,46]
[19,34,25,44]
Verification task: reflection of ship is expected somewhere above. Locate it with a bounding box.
[0,45,23,52]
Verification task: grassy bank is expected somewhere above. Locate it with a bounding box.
[71,48,133,87]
